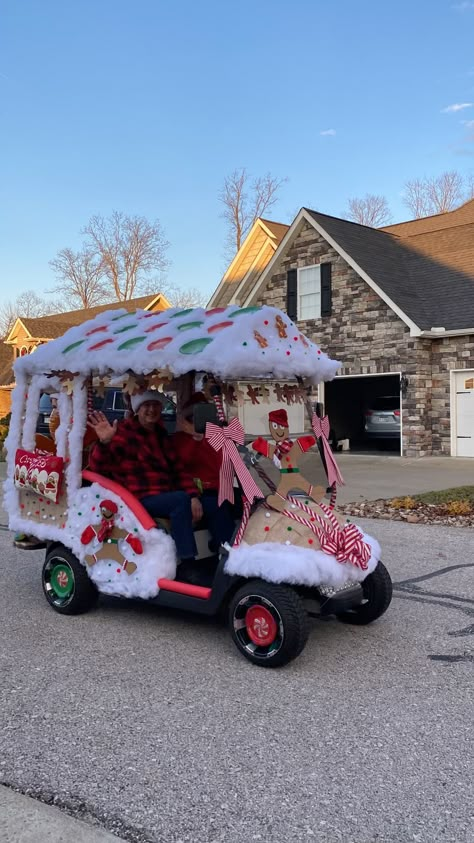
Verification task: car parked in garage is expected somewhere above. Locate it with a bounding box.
[364,395,400,439]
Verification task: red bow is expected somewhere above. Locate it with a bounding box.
[319,523,371,570]
[206,418,264,506]
[311,413,344,487]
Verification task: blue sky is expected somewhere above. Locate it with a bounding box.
[1,0,473,308]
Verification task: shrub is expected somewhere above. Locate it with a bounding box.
[443,500,472,516]
[390,496,417,510]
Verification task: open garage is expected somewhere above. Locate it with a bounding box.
[323,373,402,454]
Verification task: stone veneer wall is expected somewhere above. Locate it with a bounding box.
[431,335,474,455]
[255,219,473,457]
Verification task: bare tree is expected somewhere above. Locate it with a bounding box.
[0,290,63,338]
[83,211,170,301]
[219,168,287,258]
[166,286,209,308]
[139,277,209,308]
[345,194,392,226]
[403,170,465,217]
[49,247,107,309]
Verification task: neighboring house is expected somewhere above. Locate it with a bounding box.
[208,218,289,309]
[209,200,474,457]
[0,293,170,417]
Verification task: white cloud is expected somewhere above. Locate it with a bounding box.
[452,1,474,9]
[441,102,473,112]
[320,129,336,136]
[461,119,474,128]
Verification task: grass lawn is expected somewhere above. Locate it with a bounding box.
[413,486,474,505]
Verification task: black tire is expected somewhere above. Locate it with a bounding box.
[42,545,98,615]
[336,561,392,625]
[228,579,309,668]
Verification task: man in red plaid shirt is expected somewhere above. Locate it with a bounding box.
[87,391,202,564]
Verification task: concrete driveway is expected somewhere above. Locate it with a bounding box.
[0,511,473,842]
[292,453,474,504]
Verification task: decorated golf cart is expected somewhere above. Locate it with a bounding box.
[5,304,392,667]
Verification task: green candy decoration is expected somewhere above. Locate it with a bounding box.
[117,336,147,350]
[179,337,214,355]
[176,321,204,331]
[113,324,138,334]
[228,306,262,317]
[170,308,194,318]
[62,339,86,353]
[112,311,136,321]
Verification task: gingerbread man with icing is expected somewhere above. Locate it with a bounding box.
[251,409,325,512]
[80,499,143,575]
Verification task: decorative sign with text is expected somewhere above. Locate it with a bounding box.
[14,449,64,504]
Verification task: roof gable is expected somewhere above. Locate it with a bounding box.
[208,218,289,308]
[245,207,474,334]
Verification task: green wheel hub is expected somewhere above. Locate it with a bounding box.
[50,563,74,598]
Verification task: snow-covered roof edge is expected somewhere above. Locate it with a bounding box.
[14,305,340,385]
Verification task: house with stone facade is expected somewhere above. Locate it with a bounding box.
[0,293,170,417]
[209,200,474,457]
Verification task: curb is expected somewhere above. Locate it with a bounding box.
[0,786,125,842]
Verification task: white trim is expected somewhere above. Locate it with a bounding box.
[419,328,474,338]
[231,238,278,305]
[244,208,422,336]
[145,293,171,311]
[208,219,274,308]
[450,367,474,457]
[4,318,31,345]
[319,371,403,456]
[297,264,321,321]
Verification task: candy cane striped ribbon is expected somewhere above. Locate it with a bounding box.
[284,495,370,570]
[311,413,344,487]
[206,418,264,506]
[232,497,252,547]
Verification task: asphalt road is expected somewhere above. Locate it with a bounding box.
[1,518,473,843]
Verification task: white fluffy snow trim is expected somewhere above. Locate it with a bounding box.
[13,305,340,385]
[224,530,381,589]
[64,485,177,599]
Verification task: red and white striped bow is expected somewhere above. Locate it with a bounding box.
[319,523,371,570]
[205,418,264,506]
[311,413,345,487]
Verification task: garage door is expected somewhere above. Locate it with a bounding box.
[455,371,474,457]
[324,373,401,454]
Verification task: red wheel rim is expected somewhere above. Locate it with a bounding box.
[245,605,278,647]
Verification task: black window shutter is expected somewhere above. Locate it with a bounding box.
[286,268,297,320]
[320,263,332,317]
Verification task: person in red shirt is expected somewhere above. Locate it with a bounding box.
[87,391,202,564]
[173,393,236,550]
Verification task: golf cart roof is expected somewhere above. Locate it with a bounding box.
[14,304,340,384]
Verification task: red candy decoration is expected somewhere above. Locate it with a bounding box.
[144,322,167,333]
[207,321,233,334]
[205,307,226,315]
[86,326,108,336]
[147,336,173,351]
[89,338,114,351]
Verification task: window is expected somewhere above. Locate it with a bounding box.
[297,265,321,320]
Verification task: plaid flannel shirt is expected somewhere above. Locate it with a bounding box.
[89,416,198,499]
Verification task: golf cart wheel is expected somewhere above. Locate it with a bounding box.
[336,561,392,625]
[228,580,309,668]
[42,545,98,615]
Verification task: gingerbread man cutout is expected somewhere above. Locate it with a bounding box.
[80,500,143,575]
[251,409,325,512]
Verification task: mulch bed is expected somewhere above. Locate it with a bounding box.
[338,499,474,528]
